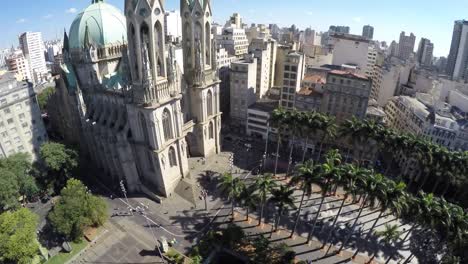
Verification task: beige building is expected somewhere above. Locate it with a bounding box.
[230,55,257,126]
[0,72,47,159]
[19,32,48,84]
[245,24,271,42]
[294,75,325,112]
[331,33,370,75]
[280,51,305,109]
[5,50,32,82]
[322,70,372,121]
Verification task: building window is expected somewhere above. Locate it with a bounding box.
[168,146,177,167]
[162,108,173,141]
[19,113,25,119]
[209,121,214,139]
[7,118,13,124]
[4,108,11,114]
[207,91,213,116]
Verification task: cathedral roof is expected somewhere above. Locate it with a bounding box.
[68,0,127,49]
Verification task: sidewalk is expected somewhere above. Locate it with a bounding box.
[217,210,376,264]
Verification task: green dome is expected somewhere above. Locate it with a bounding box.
[68,1,127,49]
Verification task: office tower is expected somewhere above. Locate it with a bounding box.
[446,20,468,81]
[329,25,350,34]
[230,55,257,126]
[362,25,374,39]
[164,10,182,41]
[0,72,47,159]
[397,31,416,60]
[279,51,305,109]
[19,32,48,84]
[416,38,434,67]
[330,33,370,75]
[248,38,276,98]
[215,27,249,58]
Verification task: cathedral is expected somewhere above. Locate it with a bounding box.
[49,0,221,198]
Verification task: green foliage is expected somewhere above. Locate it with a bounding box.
[375,224,402,245]
[39,142,78,191]
[0,169,20,211]
[0,208,39,264]
[0,153,39,206]
[220,224,245,248]
[37,87,55,112]
[48,179,107,241]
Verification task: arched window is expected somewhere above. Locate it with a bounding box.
[139,113,150,144]
[209,121,214,139]
[168,147,177,167]
[154,21,165,77]
[130,23,139,80]
[207,90,213,116]
[162,108,173,141]
[205,22,211,66]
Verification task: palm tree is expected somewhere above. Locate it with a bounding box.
[269,185,296,232]
[286,110,301,176]
[368,224,402,263]
[218,173,245,220]
[270,108,288,176]
[316,115,337,161]
[289,160,322,238]
[254,173,278,226]
[239,185,260,221]
[322,163,361,252]
[306,149,342,243]
[299,112,320,162]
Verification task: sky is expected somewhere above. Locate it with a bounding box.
[1,0,468,57]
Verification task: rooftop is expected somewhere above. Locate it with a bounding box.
[303,74,326,84]
[329,70,369,81]
[330,33,370,43]
[249,99,278,113]
[297,87,323,97]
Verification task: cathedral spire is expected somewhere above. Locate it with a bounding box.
[63,28,69,53]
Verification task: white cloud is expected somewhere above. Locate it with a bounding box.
[306,11,313,16]
[16,18,27,23]
[66,8,77,14]
[43,14,53,19]
[352,17,362,23]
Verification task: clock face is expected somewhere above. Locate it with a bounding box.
[154,8,161,16]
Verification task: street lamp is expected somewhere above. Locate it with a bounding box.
[201,189,208,211]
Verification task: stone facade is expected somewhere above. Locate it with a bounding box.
[49,0,221,198]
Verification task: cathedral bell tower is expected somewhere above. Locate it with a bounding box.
[181,0,221,157]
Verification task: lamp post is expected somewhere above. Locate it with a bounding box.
[201,189,208,211]
[120,180,133,215]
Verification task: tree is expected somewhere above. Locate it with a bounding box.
[0,169,20,211]
[289,160,321,237]
[269,185,296,232]
[218,173,244,219]
[253,173,278,226]
[39,142,78,191]
[0,208,39,264]
[239,185,260,221]
[37,86,55,112]
[48,179,107,241]
[270,108,288,176]
[0,153,39,203]
[368,224,402,263]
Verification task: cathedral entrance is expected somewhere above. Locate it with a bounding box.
[185,132,197,158]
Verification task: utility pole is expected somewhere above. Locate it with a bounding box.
[120,180,133,215]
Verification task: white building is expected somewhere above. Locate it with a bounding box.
[216,27,249,58]
[5,49,32,82]
[446,20,468,81]
[384,95,468,151]
[245,24,271,42]
[19,32,48,84]
[0,49,11,68]
[330,33,370,75]
[0,72,47,159]
[230,54,257,126]
[248,38,276,98]
[164,10,182,42]
[246,100,278,140]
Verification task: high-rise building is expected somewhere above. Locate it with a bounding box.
[389,40,399,57]
[280,51,305,109]
[397,31,416,61]
[216,27,249,58]
[0,49,11,68]
[329,25,350,34]
[19,32,48,84]
[164,10,182,42]
[228,13,242,29]
[330,33,370,75]
[230,54,257,126]
[416,38,434,67]
[0,72,47,159]
[248,38,276,98]
[446,20,468,81]
[362,25,374,40]
[5,50,32,82]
